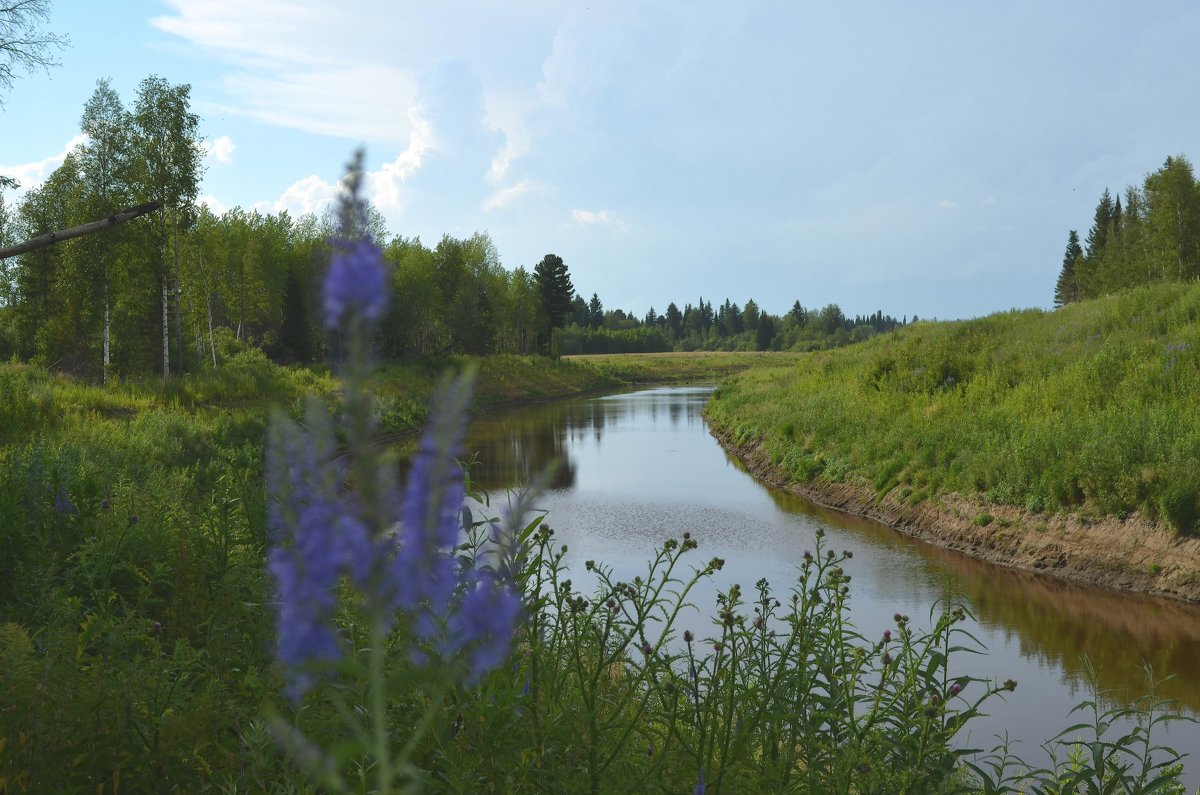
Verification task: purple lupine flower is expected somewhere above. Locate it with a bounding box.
[323,236,388,329]
[53,488,73,515]
[266,402,357,700]
[268,367,525,694]
[391,373,474,616]
[322,155,387,330]
[268,492,346,701]
[694,768,706,795]
[444,570,522,684]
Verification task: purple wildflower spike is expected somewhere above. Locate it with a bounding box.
[322,151,387,330]
[391,372,474,615]
[324,237,387,329]
[445,570,522,684]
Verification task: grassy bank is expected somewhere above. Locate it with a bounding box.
[704,283,1200,595]
[0,350,730,791]
[565,350,801,383]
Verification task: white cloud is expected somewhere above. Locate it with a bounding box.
[571,208,628,229]
[0,135,87,197]
[538,14,614,108]
[270,174,341,217]
[938,199,957,209]
[484,93,533,183]
[366,108,433,211]
[202,135,236,165]
[264,127,435,218]
[198,194,230,214]
[483,180,537,212]
[153,1,422,147]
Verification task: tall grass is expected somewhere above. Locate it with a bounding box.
[705,282,1200,534]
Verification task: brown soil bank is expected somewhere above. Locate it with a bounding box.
[708,425,1200,605]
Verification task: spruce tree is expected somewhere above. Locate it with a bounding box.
[279,266,313,362]
[588,292,603,329]
[533,253,574,352]
[1054,229,1083,307]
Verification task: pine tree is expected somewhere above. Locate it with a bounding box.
[279,266,313,362]
[588,292,603,330]
[533,253,574,352]
[1083,189,1115,261]
[664,302,682,340]
[1054,230,1083,307]
[756,314,776,351]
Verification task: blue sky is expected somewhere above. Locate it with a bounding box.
[4,1,1200,321]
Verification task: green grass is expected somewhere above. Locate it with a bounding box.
[566,350,803,383]
[0,350,737,791]
[705,282,1200,535]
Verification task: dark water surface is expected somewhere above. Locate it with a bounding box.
[465,385,1200,782]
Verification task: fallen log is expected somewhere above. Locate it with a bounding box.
[0,200,162,259]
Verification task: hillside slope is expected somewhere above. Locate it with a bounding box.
[704,282,1200,601]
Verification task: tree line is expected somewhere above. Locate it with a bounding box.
[553,295,909,355]
[0,76,910,379]
[1055,154,1200,306]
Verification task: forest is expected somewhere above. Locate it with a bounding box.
[0,76,909,380]
[1055,154,1200,306]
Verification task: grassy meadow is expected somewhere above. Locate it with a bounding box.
[0,349,792,791]
[705,282,1200,536]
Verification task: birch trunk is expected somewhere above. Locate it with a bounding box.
[202,255,217,367]
[172,212,185,376]
[162,227,170,379]
[102,268,110,384]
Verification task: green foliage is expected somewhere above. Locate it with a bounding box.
[1157,482,1200,536]
[969,658,1193,794]
[552,324,672,355]
[1064,155,1200,304]
[706,282,1200,533]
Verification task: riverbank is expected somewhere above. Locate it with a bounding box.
[701,284,1200,604]
[708,417,1200,604]
[370,351,794,438]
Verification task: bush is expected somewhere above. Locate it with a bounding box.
[1159,482,1199,536]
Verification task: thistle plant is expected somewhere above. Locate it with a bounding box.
[264,151,524,793]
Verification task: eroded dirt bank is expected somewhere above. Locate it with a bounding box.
[708,425,1200,604]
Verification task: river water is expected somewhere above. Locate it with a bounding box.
[464,384,1200,784]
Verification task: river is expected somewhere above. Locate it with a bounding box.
[464,384,1200,784]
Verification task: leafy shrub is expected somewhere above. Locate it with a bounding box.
[1158,482,1199,536]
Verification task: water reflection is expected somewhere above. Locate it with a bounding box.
[744,462,1200,706]
[459,385,1200,782]
[464,400,580,491]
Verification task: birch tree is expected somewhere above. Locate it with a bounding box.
[0,0,68,107]
[132,75,201,378]
[78,78,131,382]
